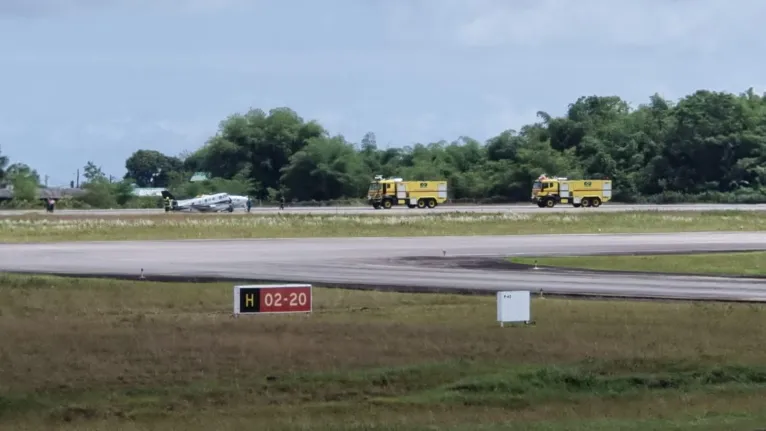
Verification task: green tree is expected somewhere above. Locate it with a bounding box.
[99,86,766,206]
[189,107,327,199]
[124,150,183,187]
[0,145,8,183]
[83,161,105,184]
[280,135,367,201]
[112,180,136,206]
[80,177,118,208]
[5,163,40,185]
[6,163,39,202]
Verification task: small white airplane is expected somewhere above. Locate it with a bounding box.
[161,191,249,213]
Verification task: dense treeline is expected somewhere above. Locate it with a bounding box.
[3,87,766,209]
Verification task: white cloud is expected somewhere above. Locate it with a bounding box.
[383,0,766,51]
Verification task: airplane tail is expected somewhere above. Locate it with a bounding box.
[161,190,175,200]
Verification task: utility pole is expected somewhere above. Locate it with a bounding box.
[76,169,80,188]
[44,175,48,187]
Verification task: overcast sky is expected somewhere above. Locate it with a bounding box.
[1,0,764,186]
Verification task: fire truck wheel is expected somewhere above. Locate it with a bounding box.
[427,199,437,208]
[417,199,426,209]
[591,197,601,207]
[383,199,393,209]
[545,198,555,208]
[581,198,591,207]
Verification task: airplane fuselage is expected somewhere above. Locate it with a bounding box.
[163,191,249,213]
[172,193,234,212]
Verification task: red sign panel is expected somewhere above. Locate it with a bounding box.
[259,286,312,313]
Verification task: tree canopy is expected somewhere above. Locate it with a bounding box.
[147,88,766,204]
[5,87,766,207]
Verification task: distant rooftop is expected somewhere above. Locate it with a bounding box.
[131,187,167,197]
[190,172,210,182]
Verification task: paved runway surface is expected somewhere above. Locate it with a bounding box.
[2,231,766,302]
[2,202,766,216]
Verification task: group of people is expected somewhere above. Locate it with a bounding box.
[242,197,285,211]
[241,197,285,211]
[232,197,285,212]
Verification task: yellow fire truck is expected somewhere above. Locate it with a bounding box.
[367,175,448,209]
[531,174,612,208]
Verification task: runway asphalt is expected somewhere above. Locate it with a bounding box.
[2,202,766,216]
[2,231,766,302]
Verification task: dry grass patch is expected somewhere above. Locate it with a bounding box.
[0,210,763,242]
[1,273,766,430]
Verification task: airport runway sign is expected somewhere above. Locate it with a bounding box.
[233,284,313,315]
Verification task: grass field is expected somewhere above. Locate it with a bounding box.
[0,210,763,242]
[2,273,766,430]
[512,251,766,277]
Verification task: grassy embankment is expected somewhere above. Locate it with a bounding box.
[512,251,766,277]
[0,210,762,242]
[2,273,766,430]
